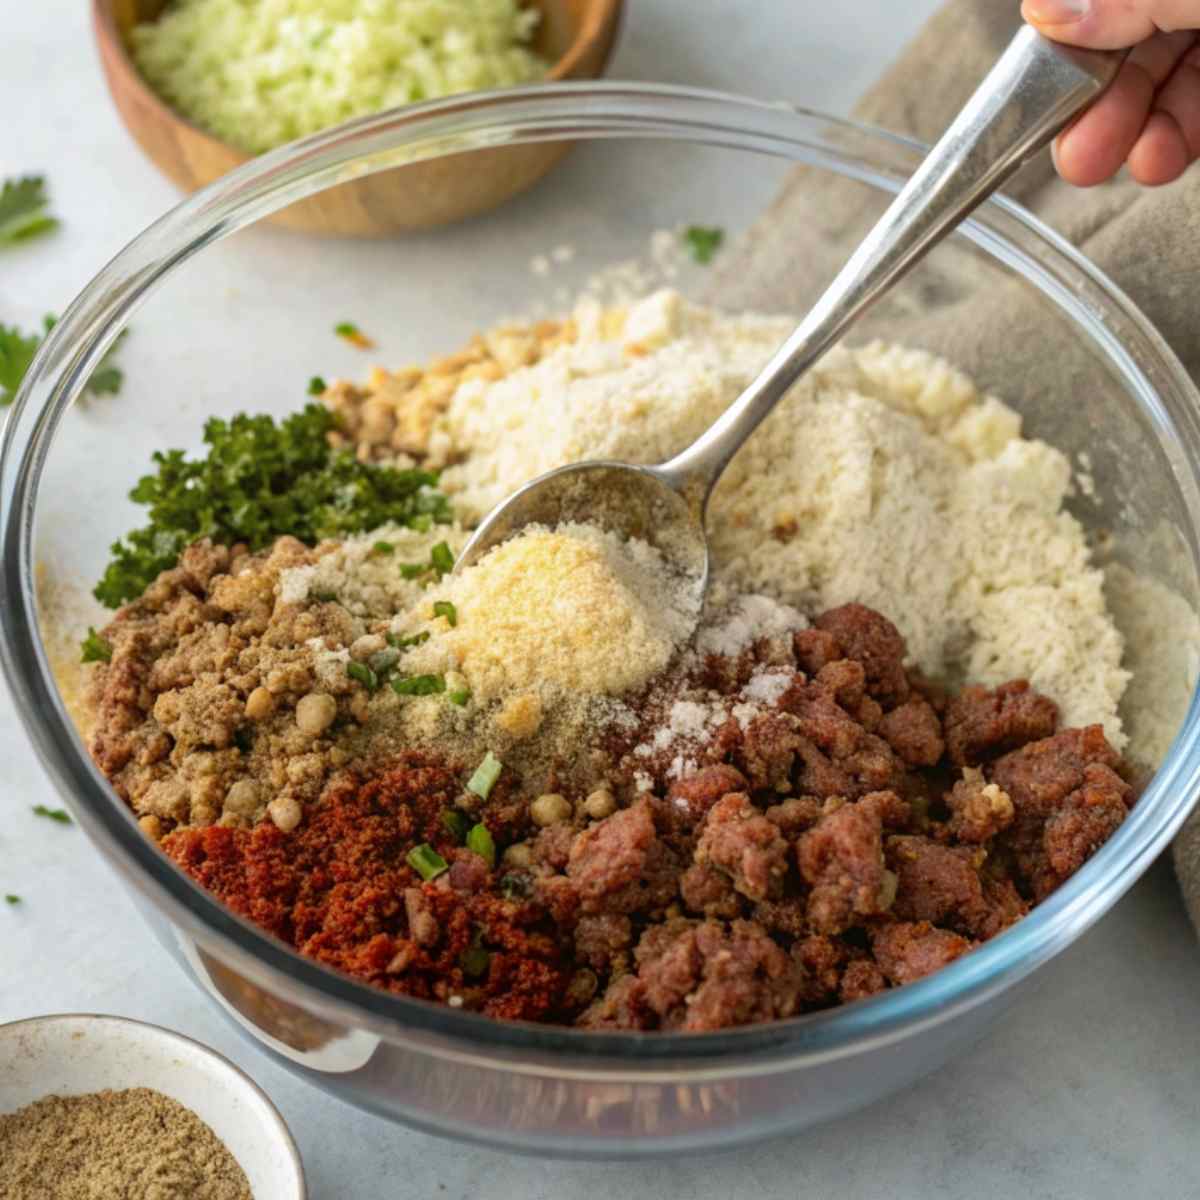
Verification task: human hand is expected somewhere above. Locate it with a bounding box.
[1021,0,1200,185]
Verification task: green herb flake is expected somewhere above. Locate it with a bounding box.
[2,319,128,408]
[334,321,374,349]
[466,751,503,800]
[499,873,531,900]
[448,687,470,707]
[346,661,379,691]
[441,809,469,843]
[398,562,428,580]
[466,823,496,868]
[79,627,113,664]
[406,843,448,882]
[461,945,491,978]
[307,375,327,396]
[391,673,446,697]
[386,630,430,649]
[5,894,21,905]
[92,404,451,608]
[432,600,457,627]
[312,589,339,603]
[32,805,71,825]
[0,176,60,247]
[371,540,395,556]
[430,541,455,578]
[682,225,725,265]
[334,321,358,337]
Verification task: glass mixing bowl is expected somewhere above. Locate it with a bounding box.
[3,84,1200,1158]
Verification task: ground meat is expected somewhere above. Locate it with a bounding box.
[944,680,1059,767]
[764,796,822,838]
[666,764,749,827]
[532,823,575,871]
[946,768,1015,843]
[795,797,891,934]
[793,627,842,676]
[631,920,801,1032]
[872,921,973,986]
[694,793,789,902]
[566,800,678,915]
[735,711,806,792]
[887,835,988,935]
[679,862,742,917]
[878,697,944,766]
[574,914,632,971]
[840,958,887,1002]
[990,725,1131,899]
[577,974,652,1031]
[814,603,909,708]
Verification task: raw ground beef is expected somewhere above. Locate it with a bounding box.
[161,601,1138,1033]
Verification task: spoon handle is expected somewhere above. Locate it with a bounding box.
[659,25,1125,496]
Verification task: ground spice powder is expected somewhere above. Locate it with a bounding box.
[0,1086,252,1199]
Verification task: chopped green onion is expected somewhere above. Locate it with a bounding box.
[406,843,448,882]
[441,809,469,843]
[461,946,491,978]
[398,562,427,580]
[466,823,496,868]
[79,627,113,664]
[5,894,21,905]
[371,540,395,556]
[346,661,378,691]
[682,225,724,264]
[448,687,471,707]
[391,673,446,697]
[32,805,71,824]
[430,541,454,577]
[466,751,503,800]
[432,600,457,627]
[386,630,430,649]
[307,376,327,396]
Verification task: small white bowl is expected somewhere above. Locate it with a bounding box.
[0,1014,305,1198]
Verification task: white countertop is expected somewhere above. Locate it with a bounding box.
[4,2,1198,1196]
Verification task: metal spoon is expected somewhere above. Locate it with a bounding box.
[455,27,1124,617]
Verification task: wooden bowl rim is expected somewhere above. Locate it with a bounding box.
[92,0,623,168]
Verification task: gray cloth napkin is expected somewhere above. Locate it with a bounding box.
[710,0,1200,930]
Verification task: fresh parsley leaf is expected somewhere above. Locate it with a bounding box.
[307,375,327,396]
[80,627,113,663]
[93,404,452,607]
[32,805,72,824]
[682,225,724,265]
[5,894,21,905]
[0,176,60,246]
[432,600,457,627]
[371,540,395,556]
[0,322,43,406]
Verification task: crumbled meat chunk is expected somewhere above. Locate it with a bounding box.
[946,767,1014,843]
[872,921,973,986]
[736,711,806,792]
[814,604,909,707]
[887,835,988,935]
[404,887,439,947]
[576,973,652,1030]
[447,851,491,894]
[944,680,1059,767]
[878,696,944,766]
[574,914,633,971]
[796,796,891,933]
[694,793,789,902]
[633,920,801,1031]
[679,862,742,917]
[566,800,678,915]
[793,627,843,676]
[764,795,822,838]
[839,958,887,1002]
[532,823,575,871]
[666,764,750,826]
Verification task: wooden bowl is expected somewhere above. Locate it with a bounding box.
[93,0,623,236]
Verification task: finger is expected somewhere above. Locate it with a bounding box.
[1023,0,1200,50]
[1127,110,1193,181]
[1052,33,1192,184]
[1151,41,1200,157]
[1054,55,1157,183]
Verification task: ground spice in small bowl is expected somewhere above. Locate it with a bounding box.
[0,1086,252,1199]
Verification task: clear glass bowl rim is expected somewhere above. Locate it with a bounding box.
[3,81,1200,1072]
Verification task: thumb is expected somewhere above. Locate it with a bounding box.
[1021,0,1200,49]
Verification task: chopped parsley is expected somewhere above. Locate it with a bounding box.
[334,321,374,350]
[0,175,60,247]
[407,843,448,882]
[5,894,21,905]
[466,822,496,868]
[431,541,455,577]
[466,752,503,800]
[93,405,451,607]
[447,685,471,707]
[682,225,724,264]
[371,540,395,556]
[432,600,457,627]
[307,375,327,396]
[79,627,113,664]
[32,805,71,824]
[386,630,430,649]
[346,661,379,691]
[391,673,446,697]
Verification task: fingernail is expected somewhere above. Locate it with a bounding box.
[1025,0,1091,22]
